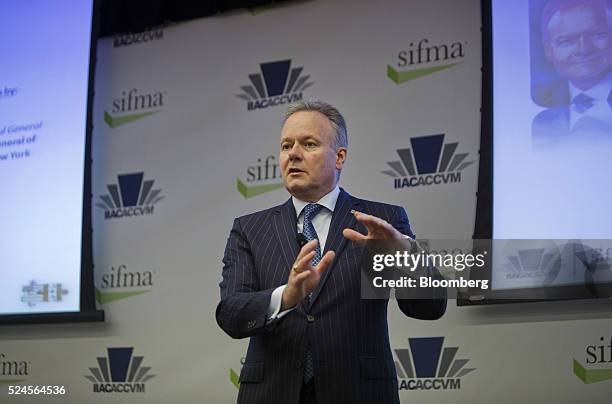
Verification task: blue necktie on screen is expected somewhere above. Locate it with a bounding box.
[572,93,595,114]
[301,203,323,383]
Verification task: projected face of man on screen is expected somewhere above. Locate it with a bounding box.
[542,0,612,90]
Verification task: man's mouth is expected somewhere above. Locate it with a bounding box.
[287,168,305,176]
[571,56,602,66]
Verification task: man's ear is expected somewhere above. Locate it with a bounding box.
[336,148,347,170]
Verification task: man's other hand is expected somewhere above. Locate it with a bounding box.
[281,239,335,310]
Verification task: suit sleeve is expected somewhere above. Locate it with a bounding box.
[392,206,447,320]
[215,217,278,339]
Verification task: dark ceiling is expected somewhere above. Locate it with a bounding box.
[99,0,290,37]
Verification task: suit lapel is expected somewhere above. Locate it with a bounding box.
[272,198,300,276]
[306,189,361,309]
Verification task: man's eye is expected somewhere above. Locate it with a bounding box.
[306,142,316,147]
[281,144,291,150]
[556,37,575,47]
[591,32,609,40]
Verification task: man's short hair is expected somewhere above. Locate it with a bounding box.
[284,100,348,149]
[541,0,611,43]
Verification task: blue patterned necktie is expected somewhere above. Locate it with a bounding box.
[572,93,595,114]
[302,203,323,266]
[301,203,323,383]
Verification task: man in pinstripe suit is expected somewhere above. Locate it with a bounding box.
[216,100,446,404]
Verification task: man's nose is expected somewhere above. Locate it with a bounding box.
[288,144,302,160]
[576,34,596,53]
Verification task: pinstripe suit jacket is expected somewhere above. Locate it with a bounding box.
[216,189,446,404]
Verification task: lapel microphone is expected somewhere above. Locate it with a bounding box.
[296,233,308,247]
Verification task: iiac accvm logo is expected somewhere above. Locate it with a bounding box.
[236,59,314,111]
[113,26,164,48]
[382,134,474,189]
[85,347,155,393]
[394,336,475,391]
[96,172,164,220]
[501,243,562,284]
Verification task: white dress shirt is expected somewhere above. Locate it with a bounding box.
[266,186,340,321]
[569,73,612,130]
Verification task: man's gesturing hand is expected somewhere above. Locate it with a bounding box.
[342,210,415,256]
[281,239,335,311]
[343,210,407,241]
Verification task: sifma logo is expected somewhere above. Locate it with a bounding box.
[237,60,313,111]
[113,27,164,48]
[0,353,30,385]
[394,337,475,390]
[104,88,164,128]
[573,337,612,384]
[388,38,466,84]
[229,357,245,389]
[96,172,164,220]
[96,265,154,304]
[85,347,155,393]
[237,155,284,198]
[382,134,474,188]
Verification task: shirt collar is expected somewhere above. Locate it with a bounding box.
[568,73,612,129]
[292,186,340,218]
[569,72,612,102]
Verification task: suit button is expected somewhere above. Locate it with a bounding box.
[295,360,302,369]
[247,320,257,328]
[307,314,315,322]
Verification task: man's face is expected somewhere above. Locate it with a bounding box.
[279,111,346,202]
[544,4,612,85]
